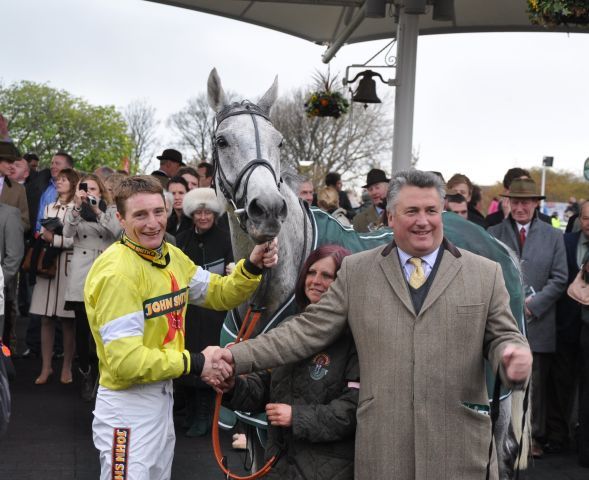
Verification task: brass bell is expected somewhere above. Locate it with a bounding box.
[352,72,382,105]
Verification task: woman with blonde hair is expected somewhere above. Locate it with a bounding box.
[30,168,79,385]
[63,173,121,399]
[317,186,351,226]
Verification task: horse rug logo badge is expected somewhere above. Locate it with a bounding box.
[309,353,330,380]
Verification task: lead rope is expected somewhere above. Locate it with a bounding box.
[211,247,278,479]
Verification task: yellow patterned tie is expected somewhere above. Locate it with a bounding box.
[408,257,426,288]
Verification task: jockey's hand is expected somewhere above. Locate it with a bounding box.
[249,237,278,269]
[266,403,292,427]
[201,346,233,390]
[502,344,532,384]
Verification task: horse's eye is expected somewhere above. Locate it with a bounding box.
[216,136,228,148]
[278,139,284,148]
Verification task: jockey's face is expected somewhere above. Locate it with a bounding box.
[304,256,337,305]
[117,193,167,249]
[387,186,444,257]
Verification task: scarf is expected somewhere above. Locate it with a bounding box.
[120,232,170,268]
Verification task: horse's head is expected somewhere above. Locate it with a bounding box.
[207,68,287,244]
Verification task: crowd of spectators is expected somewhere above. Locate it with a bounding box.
[1,108,588,470]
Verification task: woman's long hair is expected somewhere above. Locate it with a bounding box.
[294,244,352,310]
[56,168,80,203]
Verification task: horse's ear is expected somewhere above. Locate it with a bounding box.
[257,76,278,114]
[207,68,228,113]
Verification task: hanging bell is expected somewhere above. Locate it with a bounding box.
[352,71,382,105]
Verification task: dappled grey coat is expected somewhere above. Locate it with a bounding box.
[489,215,567,352]
[227,327,359,480]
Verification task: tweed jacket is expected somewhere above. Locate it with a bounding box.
[488,215,567,352]
[352,205,382,232]
[0,203,24,283]
[0,176,30,232]
[231,239,528,480]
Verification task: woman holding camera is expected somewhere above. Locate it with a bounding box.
[63,174,120,400]
[30,168,79,385]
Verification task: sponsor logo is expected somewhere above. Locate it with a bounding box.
[111,427,130,480]
[309,353,330,381]
[143,288,188,319]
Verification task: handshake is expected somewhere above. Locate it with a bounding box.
[200,346,237,392]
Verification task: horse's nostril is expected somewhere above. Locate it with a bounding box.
[248,198,266,219]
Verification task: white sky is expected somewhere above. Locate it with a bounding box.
[3,0,589,186]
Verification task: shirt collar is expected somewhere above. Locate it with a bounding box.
[516,221,531,233]
[397,246,440,269]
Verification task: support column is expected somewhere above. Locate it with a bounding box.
[392,10,420,173]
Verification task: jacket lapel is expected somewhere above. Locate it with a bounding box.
[419,250,462,316]
[378,245,415,315]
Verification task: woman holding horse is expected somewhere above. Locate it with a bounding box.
[223,244,359,480]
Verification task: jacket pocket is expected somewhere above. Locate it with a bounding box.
[456,303,486,315]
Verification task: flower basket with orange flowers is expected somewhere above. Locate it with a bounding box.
[528,0,589,26]
[304,71,349,119]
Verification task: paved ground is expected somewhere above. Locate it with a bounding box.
[1,319,588,479]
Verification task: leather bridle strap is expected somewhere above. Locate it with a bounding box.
[211,101,282,232]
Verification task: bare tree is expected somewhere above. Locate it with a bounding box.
[271,88,394,186]
[167,93,215,164]
[122,99,159,173]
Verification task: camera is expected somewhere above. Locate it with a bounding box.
[87,195,98,206]
[79,182,88,192]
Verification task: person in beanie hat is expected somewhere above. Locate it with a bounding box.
[352,168,390,232]
[175,187,232,437]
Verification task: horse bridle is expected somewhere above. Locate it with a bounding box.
[211,101,283,232]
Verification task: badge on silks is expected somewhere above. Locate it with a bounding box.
[309,353,330,380]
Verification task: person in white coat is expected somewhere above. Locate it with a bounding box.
[63,173,121,400]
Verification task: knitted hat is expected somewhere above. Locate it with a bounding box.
[183,187,224,217]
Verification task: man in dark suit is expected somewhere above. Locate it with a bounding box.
[544,200,588,457]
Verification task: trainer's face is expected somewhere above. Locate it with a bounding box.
[387,186,444,257]
[117,193,167,249]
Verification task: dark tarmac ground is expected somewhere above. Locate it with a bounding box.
[1,318,588,479]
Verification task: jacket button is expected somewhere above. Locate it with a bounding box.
[83,235,87,238]
[83,251,87,254]
[99,235,103,239]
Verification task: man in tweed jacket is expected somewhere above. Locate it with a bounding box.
[209,170,531,480]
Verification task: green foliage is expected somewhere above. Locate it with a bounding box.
[0,80,133,172]
[528,0,589,26]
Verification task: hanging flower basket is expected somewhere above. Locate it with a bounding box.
[528,0,589,27]
[304,91,349,118]
[304,70,350,119]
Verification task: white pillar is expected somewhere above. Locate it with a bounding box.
[392,10,420,173]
